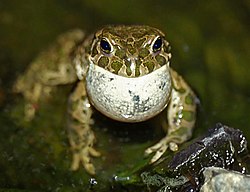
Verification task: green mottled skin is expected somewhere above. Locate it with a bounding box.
[78,26,171,77]
[13,25,197,175]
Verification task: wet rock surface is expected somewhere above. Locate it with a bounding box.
[200,167,250,192]
[167,123,249,191]
[133,123,250,192]
[169,123,248,172]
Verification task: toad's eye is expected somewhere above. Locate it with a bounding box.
[100,39,111,53]
[152,37,162,52]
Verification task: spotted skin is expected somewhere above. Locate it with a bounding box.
[76,25,171,77]
[13,25,197,175]
[145,69,197,162]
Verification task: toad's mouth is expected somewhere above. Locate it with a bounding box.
[86,62,172,123]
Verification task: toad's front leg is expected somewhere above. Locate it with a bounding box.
[68,81,100,175]
[145,69,197,163]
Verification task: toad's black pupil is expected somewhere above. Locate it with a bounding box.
[100,39,111,52]
[153,37,162,51]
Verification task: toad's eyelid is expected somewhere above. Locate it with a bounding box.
[153,36,162,44]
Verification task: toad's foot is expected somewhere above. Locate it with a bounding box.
[145,136,179,163]
[69,126,101,175]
